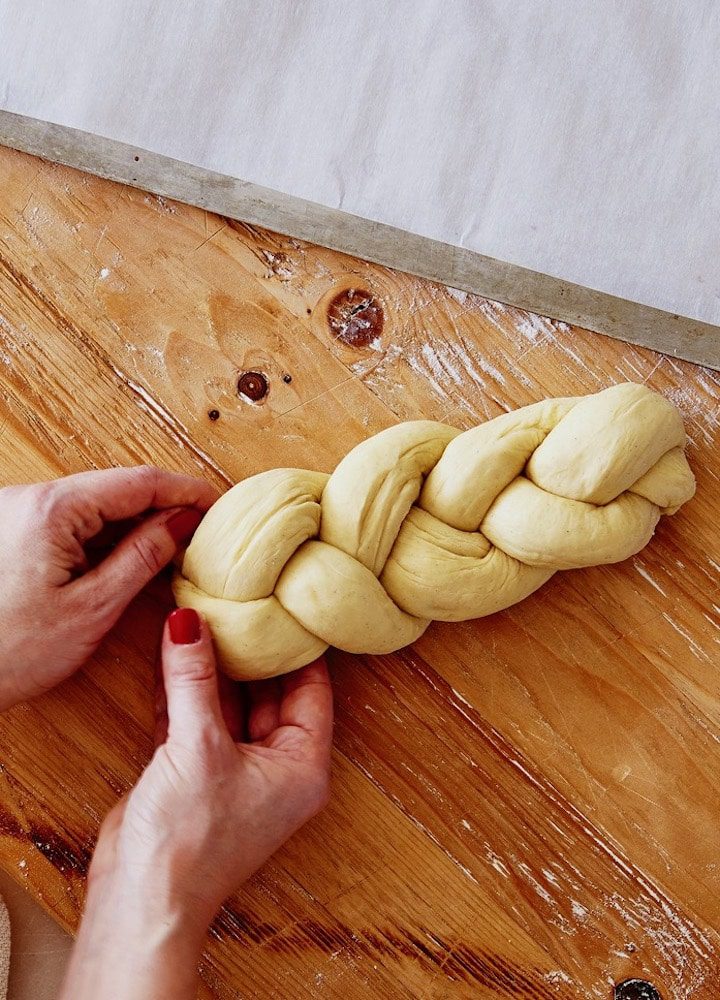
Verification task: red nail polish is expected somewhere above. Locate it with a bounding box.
[166,507,203,546]
[168,608,201,645]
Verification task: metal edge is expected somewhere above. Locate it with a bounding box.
[0,110,717,371]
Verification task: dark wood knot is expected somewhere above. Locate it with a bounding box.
[326,288,383,348]
[614,980,661,1000]
[237,371,268,402]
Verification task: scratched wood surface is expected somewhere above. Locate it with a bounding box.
[0,145,718,1000]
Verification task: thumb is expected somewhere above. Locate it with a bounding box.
[162,609,225,741]
[73,506,203,627]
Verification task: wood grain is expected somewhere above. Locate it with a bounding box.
[0,145,718,999]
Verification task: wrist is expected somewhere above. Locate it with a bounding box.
[63,868,209,1000]
[85,861,213,946]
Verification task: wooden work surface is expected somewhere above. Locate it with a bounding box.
[0,145,718,999]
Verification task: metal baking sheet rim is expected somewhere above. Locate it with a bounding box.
[0,111,717,372]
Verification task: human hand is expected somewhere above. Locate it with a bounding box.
[62,610,332,1000]
[0,467,218,710]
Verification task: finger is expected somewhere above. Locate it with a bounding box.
[161,609,225,740]
[246,678,282,743]
[71,506,203,627]
[279,657,333,750]
[217,672,246,743]
[55,466,220,536]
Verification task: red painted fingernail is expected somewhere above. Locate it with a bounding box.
[168,608,201,645]
[166,507,203,546]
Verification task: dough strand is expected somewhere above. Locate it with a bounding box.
[173,383,695,679]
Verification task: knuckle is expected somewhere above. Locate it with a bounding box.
[176,723,228,771]
[194,723,229,757]
[30,482,73,542]
[170,652,215,684]
[134,464,160,490]
[130,533,167,575]
[32,481,63,521]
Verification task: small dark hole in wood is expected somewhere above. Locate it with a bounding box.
[134,155,140,162]
[306,307,312,314]
[614,979,661,1000]
[207,409,220,421]
[283,374,292,384]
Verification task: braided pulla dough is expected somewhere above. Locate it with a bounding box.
[173,383,695,679]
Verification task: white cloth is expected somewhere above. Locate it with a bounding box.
[1,1,719,325]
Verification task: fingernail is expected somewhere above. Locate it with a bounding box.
[166,507,203,546]
[168,608,201,645]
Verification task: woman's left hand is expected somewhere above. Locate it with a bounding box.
[61,611,333,1000]
[0,466,218,710]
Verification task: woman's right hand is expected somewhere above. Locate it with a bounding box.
[61,609,333,1000]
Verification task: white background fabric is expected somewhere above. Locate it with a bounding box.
[1,1,718,324]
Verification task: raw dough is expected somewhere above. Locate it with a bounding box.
[173,383,695,679]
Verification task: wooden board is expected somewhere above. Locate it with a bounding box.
[0,145,718,999]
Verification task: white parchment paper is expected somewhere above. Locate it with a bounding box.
[1,0,718,324]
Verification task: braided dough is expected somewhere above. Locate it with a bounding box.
[173,383,695,679]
